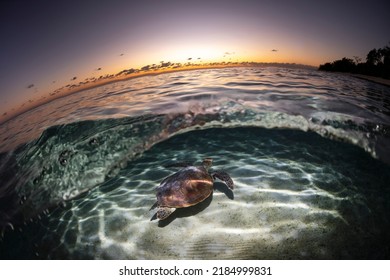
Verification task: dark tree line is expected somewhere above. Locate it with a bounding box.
[319,44,390,79]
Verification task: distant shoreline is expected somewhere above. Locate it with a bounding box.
[349,73,390,87]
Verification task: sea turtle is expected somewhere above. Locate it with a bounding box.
[150,158,234,220]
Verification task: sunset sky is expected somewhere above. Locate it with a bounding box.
[1,0,389,118]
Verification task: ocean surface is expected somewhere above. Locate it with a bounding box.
[0,67,389,259]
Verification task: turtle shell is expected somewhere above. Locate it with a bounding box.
[156,166,213,208]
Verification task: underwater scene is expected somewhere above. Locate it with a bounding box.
[0,67,389,259]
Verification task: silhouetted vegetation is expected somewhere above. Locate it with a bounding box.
[319,44,390,79]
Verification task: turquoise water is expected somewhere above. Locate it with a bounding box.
[0,67,389,259]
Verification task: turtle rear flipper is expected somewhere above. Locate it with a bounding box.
[157,207,176,220]
[213,171,234,190]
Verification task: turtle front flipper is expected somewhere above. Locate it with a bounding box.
[213,171,234,190]
[157,207,176,220]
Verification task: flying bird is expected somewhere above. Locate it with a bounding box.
[271,49,278,52]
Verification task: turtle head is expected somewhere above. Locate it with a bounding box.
[202,158,213,170]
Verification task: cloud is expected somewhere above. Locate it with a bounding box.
[223,51,235,58]
[160,61,172,68]
[116,68,137,76]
